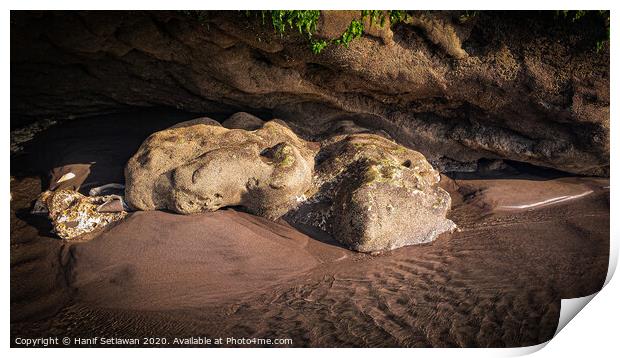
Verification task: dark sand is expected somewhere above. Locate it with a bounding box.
[69,210,344,310]
[10,174,609,347]
[10,113,609,348]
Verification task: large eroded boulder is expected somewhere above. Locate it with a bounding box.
[125,118,317,219]
[126,116,455,252]
[288,133,456,252]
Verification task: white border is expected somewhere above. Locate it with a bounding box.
[3,0,619,10]
[3,1,617,357]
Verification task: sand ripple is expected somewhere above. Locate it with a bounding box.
[11,176,609,347]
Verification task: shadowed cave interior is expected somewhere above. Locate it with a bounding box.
[10,10,609,348]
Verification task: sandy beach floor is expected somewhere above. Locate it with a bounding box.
[9,112,609,347]
[10,173,609,347]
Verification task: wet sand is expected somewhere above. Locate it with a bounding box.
[10,173,609,347]
[69,209,341,310]
[10,113,609,347]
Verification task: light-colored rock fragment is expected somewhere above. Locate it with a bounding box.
[42,189,127,240]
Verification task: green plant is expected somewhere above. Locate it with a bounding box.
[334,19,364,47]
[362,10,387,27]
[557,10,588,22]
[459,10,478,23]
[310,39,329,54]
[247,10,410,54]
[238,10,611,55]
[268,10,321,37]
[555,10,609,52]
[388,10,408,24]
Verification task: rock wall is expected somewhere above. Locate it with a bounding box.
[10,11,609,175]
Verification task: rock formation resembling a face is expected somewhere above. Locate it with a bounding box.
[125,115,456,252]
[125,118,317,219]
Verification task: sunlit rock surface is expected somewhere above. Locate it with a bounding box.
[125,118,317,219]
[41,189,127,240]
[126,117,455,252]
[11,11,609,176]
[289,133,456,252]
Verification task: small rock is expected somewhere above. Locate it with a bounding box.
[42,189,127,240]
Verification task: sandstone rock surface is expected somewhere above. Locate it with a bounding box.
[288,133,456,252]
[125,116,455,252]
[11,11,610,175]
[125,118,317,219]
[221,112,265,130]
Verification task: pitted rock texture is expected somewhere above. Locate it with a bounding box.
[288,133,456,252]
[126,116,455,252]
[42,189,127,240]
[11,11,609,175]
[125,118,317,219]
